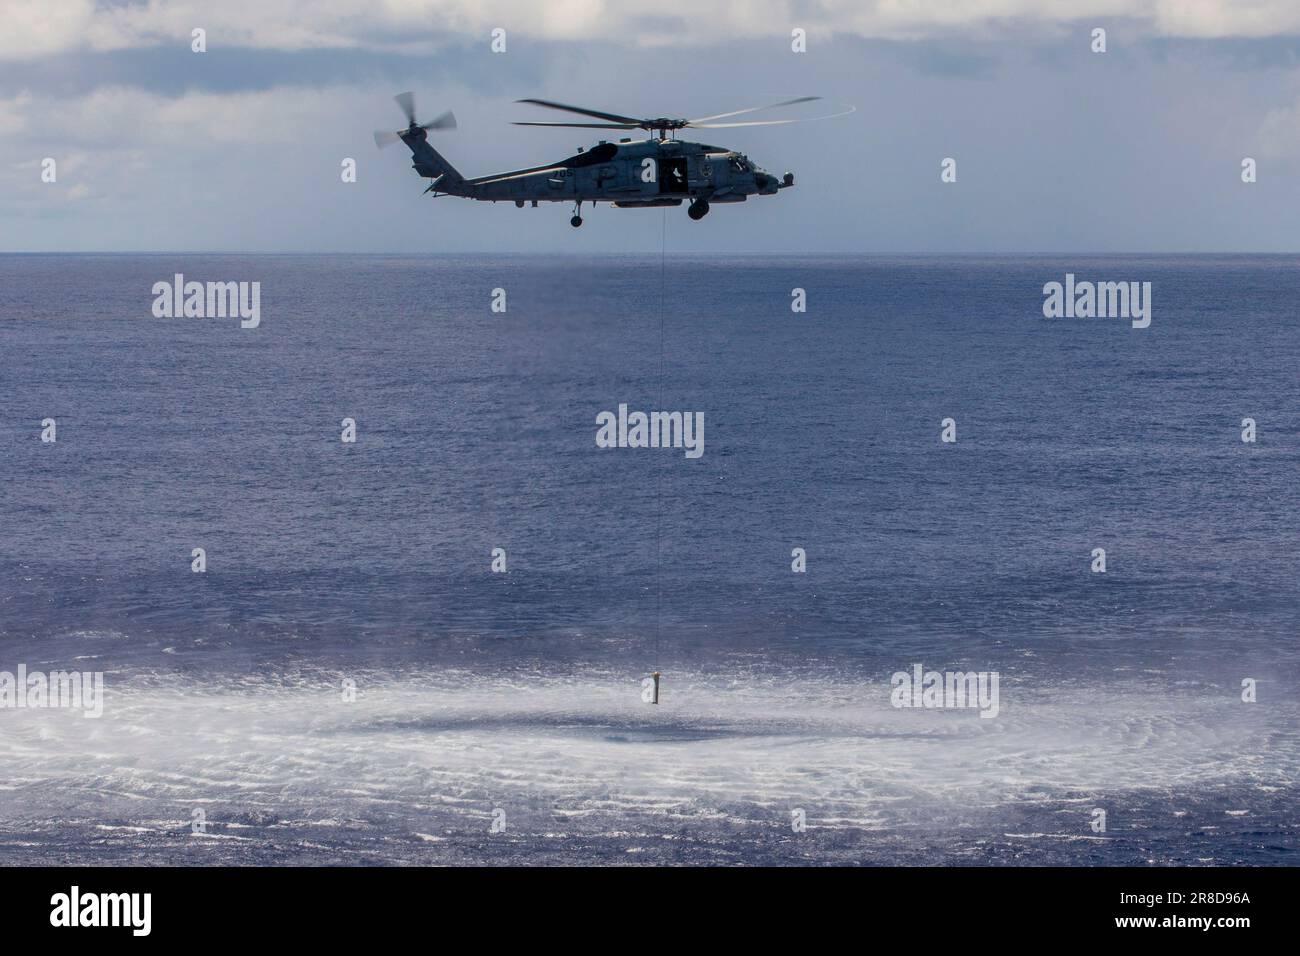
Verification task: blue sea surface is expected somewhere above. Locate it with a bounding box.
[0,253,1296,865]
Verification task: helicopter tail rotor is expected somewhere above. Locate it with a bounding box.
[374,91,457,148]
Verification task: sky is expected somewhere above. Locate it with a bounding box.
[4,0,1300,253]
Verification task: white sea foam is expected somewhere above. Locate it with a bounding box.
[0,669,1293,862]
[3,673,1291,794]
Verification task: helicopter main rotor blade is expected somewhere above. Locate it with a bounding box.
[512,121,641,129]
[687,96,820,124]
[515,98,644,126]
[688,104,856,128]
[688,119,803,128]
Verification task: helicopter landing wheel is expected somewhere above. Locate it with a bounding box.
[687,199,710,220]
[570,215,583,228]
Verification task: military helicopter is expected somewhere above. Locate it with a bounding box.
[374,92,852,226]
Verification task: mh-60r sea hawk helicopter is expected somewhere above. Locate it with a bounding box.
[374,93,852,227]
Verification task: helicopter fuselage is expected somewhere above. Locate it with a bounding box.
[403,129,792,214]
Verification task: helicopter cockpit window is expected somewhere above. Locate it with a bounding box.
[730,156,752,173]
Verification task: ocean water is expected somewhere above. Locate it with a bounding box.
[0,252,1297,865]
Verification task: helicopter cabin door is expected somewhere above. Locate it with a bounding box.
[659,157,688,195]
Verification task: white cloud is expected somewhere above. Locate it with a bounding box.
[5,1,1300,61]
[0,85,365,146]
[0,0,99,59]
[1150,0,1300,38]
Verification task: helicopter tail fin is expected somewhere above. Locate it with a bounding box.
[403,129,464,190]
